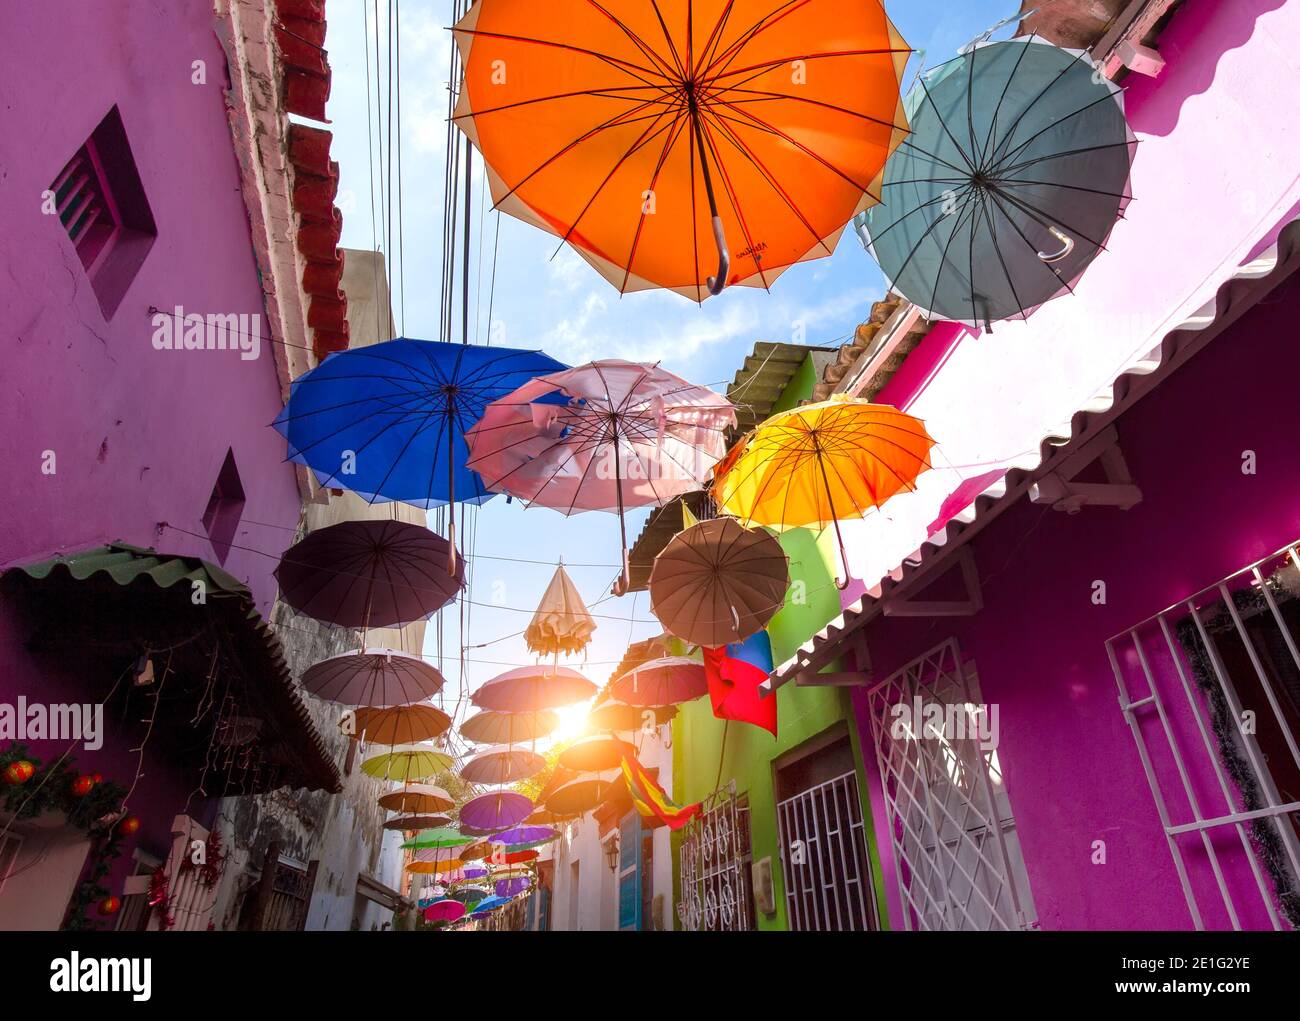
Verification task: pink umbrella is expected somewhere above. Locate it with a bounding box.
[465,360,735,589]
[609,656,708,707]
[460,745,547,784]
[424,900,466,923]
[275,519,464,629]
[460,791,532,831]
[471,665,596,712]
[301,647,446,707]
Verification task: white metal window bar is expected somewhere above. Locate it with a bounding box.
[776,769,877,930]
[866,639,1036,930]
[1106,540,1300,930]
[677,781,754,931]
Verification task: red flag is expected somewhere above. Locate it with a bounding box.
[702,632,777,737]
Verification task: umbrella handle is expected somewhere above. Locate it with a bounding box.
[1037,226,1075,264]
[706,215,730,296]
[612,548,631,597]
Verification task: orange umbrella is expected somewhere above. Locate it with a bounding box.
[452,0,909,300]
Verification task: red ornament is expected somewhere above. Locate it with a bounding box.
[70,774,97,796]
[91,773,104,784]
[3,760,35,786]
[117,814,141,837]
[98,895,121,916]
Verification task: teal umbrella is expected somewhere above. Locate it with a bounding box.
[859,37,1134,328]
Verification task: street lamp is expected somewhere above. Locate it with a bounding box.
[604,835,620,872]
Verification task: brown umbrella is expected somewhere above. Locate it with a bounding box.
[524,565,596,657]
[460,745,547,784]
[586,700,676,733]
[648,517,788,647]
[347,704,452,745]
[275,519,464,629]
[545,770,623,816]
[303,648,446,707]
[459,709,559,745]
[377,784,455,814]
[558,735,631,773]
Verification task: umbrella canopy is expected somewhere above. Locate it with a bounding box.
[502,850,539,865]
[545,770,622,816]
[649,518,789,646]
[859,37,1135,327]
[460,745,547,784]
[349,704,452,745]
[587,700,676,732]
[383,814,451,832]
[275,520,464,628]
[302,648,446,708]
[459,709,560,745]
[407,860,465,876]
[460,791,533,831]
[465,360,735,589]
[423,900,467,923]
[273,338,566,507]
[361,744,455,782]
[452,0,909,300]
[495,877,532,899]
[459,841,492,862]
[524,808,577,826]
[609,656,708,707]
[450,886,490,905]
[471,665,597,712]
[558,735,630,773]
[471,895,509,914]
[401,827,476,850]
[488,825,558,847]
[714,395,935,587]
[524,565,596,657]
[377,784,455,814]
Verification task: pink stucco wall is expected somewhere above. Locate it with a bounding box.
[838,0,1300,930]
[0,3,302,912]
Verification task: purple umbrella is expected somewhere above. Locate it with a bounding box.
[460,791,532,831]
[490,825,558,846]
[462,867,489,879]
[495,877,531,898]
[302,648,446,707]
[275,520,464,628]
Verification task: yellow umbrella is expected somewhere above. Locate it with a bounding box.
[362,744,454,782]
[713,396,935,588]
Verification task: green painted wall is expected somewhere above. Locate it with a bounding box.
[670,352,888,930]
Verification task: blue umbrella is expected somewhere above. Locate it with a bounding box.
[273,339,566,568]
[471,895,508,915]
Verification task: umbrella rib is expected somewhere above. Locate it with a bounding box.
[710,48,912,84]
[858,187,965,247]
[983,188,1073,295]
[992,177,1133,201]
[453,27,671,86]
[913,72,977,174]
[990,182,1110,250]
[452,84,676,122]
[618,111,693,294]
[692,0,737,81]
[696,109,770,290]
[706,105,859,253]
[977,36,1034,168]
[992,91,1127,173]
[714,85,909,135]
[698,0,812,81]
[994,140,1136,182]
[490,95,685,211]
[645,0,688,80]
[983,45,1095,168]
[585,0,683,81]
[974,188,1028,321]
[892,137,976,179]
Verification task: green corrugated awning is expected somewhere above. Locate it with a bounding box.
[4,543,342,794]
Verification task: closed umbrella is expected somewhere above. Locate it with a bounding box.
[648,517,788,646]
[858,37,1135,327]
[525,565,596,657]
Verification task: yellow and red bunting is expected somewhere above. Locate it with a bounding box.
[619,750,701,831]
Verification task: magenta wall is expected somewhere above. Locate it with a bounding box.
[0,4,302,914]
[853,271,1300,930]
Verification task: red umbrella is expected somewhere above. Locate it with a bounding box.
[609,656,708,707]
[275,519,463,629]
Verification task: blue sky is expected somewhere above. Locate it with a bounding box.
[319,0,1017,740]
